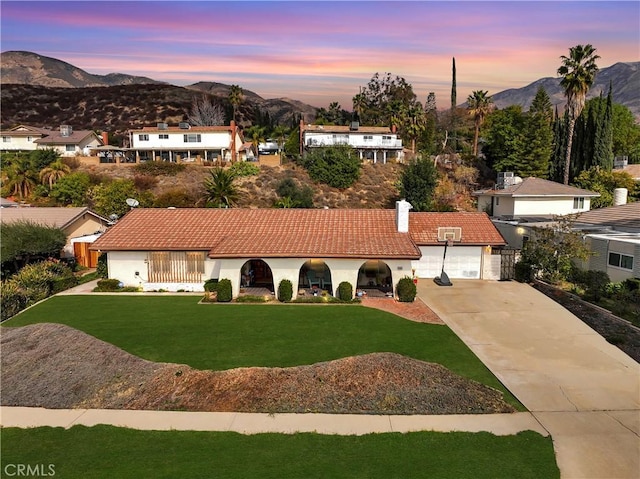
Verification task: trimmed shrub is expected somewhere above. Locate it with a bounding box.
[216,278,233,302]
[337,281,353,301]
[582,270,610,301]
[1,281,28,321]
[95,279,122,292]
[396,276,417,302]
[229,161,260,177]
[514,261,534,283]
[50,275,79,294]
[204,279,219,292]
[278,279,293,302]
[96,253,108,279]
[235,294,269,303]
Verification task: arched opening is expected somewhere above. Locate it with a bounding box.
[299,260,333,296]
[357,260,393,297]
[240,259,274,294]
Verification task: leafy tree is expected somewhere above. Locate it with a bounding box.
[284,126,300,158]
[573,166,636,208]
[39,159,71,189]
[204,167,239,207]
[557,44,600,184]
[466,90,493,157]
[316,102,350,125]
[153,189,198,208]
[301,145,361,189]
[519,216,591,283]
[89,179,150,219]
[49,171,91,206]
[228,85,243,123]
[611,103,640,162]
[483,106,526,174]
[355,72,419,127]
[29,148,59,171]
[1,221,67,271]
[522,86,553,178]
[399,157,438,212]
[275,177,314,208]
[2,157,37,199]
[188,94,225,126]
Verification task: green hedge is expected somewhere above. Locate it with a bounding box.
[278,279,293,302]
[337,281,353,301]
[216,279,233,302]
[396,276,417,302]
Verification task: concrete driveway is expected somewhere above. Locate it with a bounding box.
[419,279,640,479]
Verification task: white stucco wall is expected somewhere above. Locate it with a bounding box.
[512,197,591,216]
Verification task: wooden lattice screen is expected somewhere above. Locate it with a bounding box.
[148,251,205,283]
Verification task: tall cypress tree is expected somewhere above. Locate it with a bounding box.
[550,108,567,182]
[522,86,553,178]
[592,84,614,170]
[450,58,458,151]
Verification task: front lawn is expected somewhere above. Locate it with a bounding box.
[5,296,521,409]
[1,426,559,479]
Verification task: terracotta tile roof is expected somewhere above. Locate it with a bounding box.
[473,177,599,197]
[576,203,640,231]
[409,212,506,246]
[0,207,109,230]
[90,208,423,259]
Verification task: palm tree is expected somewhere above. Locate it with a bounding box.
[228,85,243,123]
[204,167,239,207]
[557,44,600,184]
[39,159,71,189]
[246,126,266,161]
[271,125,289,159]
[3,158,36,199]
[467,90,493,157]
[400,103,426,153]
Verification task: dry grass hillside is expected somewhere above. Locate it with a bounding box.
[79,161,407,209]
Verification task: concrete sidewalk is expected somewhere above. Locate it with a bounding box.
[0,406,547,436]
[419,280,640,479]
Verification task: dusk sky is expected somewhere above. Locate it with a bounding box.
[1,1,638,110]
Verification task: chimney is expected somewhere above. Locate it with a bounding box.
[101,132,109,146]
[230,120,237,162]
[395,199,413,233]
[391,124,397,134]
[60,125,72,137]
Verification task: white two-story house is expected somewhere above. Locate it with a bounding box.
[128,122,244,163]
[473,174,600,250]
[300,120,404,164]
[1,124,102,156]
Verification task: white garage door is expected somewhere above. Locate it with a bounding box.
[412,246,482,279]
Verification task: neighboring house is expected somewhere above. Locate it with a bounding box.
[33,125,103,157]
[473,175,600,219]
[0,124,52,151]
[90,202,505,296]
[474,175,600,250]
[575,203,640,281]
[300,120,404,164]
[1,207,111,267]
[127,122,244,163]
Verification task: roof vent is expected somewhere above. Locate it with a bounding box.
[350,121,360,131]
[157,123,168,130]
[179,122,190,130]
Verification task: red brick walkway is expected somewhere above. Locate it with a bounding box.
[360,297,444,324]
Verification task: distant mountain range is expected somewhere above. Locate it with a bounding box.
[1,50,638,132]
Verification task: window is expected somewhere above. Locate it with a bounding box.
[148,251,205,283]
[139,134,149,141]
[363,135,373,140]
[184,134,201,143]
[2,136,10,143]
[65,144,75,152]
[27,136,33,142]
[608,252,634,271]
[495,197,500,206]
[573,197,585,209]
[158,134,169,140]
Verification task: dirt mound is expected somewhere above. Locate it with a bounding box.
[1,324,514,414]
